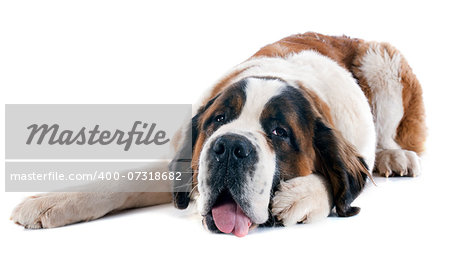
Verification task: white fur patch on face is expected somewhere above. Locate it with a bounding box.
[234,78,287,127]
[360,44,404,151]
[196,78,284,223]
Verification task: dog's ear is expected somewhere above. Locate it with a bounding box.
[169,116,198,209]
[170,94,221,209]
[313,119,371,217]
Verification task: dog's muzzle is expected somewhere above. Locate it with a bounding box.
[203,133,258,237]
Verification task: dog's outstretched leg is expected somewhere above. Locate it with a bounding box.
[11,162,173,229]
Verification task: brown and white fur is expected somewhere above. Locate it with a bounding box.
[11,33,425,234]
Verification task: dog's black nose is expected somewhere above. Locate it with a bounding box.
[212,134,253,162]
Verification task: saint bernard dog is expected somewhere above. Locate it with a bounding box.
[11,32,426,237]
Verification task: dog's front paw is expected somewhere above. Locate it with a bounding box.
[271,174,332,226]
[11,192,109,229]
[375,149,421,177]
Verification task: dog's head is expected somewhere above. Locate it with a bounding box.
[170,77,369,236]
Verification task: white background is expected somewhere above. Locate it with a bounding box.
[1,0,449,266]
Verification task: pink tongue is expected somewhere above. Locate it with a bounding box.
[212,199,252,237]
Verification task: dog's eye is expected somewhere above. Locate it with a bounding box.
[214,114,225,123]
[272,127,288,138]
